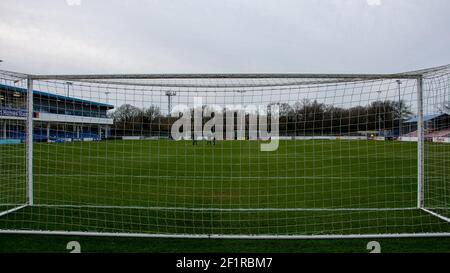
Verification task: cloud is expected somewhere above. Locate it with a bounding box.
[0,0,449,74]
[366,0,382,6]
[66,0,81,6]
[0,20,189,74]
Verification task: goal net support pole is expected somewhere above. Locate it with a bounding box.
[417,75,450,224]
[0,76,33,218]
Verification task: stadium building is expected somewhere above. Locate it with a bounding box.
[404,113,450,138]
[0,83,114,143]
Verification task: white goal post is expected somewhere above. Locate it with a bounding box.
[0,65,449,238]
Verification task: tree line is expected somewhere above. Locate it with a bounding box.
[108,99,413,137]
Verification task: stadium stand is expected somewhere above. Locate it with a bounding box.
[0,83,114,143]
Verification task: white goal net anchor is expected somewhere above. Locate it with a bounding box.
[0,65,449,238]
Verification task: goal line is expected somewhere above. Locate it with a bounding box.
[1,229,450,240]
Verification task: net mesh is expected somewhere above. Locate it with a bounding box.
[0,66,449,236]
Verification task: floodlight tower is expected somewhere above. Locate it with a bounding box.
[396,80,403,136]
[166,91,177,115]
[236,89,247,106]
[105,91,111,104]
[66,82,73,97]
[377,90,383,135]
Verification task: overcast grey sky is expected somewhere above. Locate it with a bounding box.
[0,0,449,75]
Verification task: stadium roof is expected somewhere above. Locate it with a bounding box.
[405,113,448,123]
[0,83,114,109]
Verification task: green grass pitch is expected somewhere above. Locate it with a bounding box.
[0,139,449,239]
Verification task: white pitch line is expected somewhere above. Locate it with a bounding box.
[42,154,421,160]
[34,174,417,180]
[1,230,450,240]
[33,204,417,212]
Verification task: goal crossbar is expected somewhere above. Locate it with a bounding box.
[29,72,423,81]
[25,64,450,80]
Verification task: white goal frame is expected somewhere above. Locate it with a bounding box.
[1,66,450,239]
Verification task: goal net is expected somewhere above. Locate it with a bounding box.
[0,66,449,238]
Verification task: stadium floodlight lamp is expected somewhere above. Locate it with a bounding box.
[165,91,177,114]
